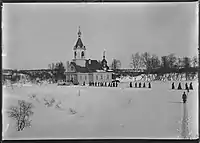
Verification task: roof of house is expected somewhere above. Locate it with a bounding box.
[70,62,89,73]
[70,60,104,73]
[85,60,103,72]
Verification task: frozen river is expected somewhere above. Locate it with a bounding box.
[3,80,198,139]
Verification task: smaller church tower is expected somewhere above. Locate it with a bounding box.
[101,49,108,71]
[72,26,86,67]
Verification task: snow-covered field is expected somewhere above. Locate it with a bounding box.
[3,80,198,139]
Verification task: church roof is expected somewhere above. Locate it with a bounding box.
[101,59,107,64]
[70,60,104,73]
[73,38,86,50]
[85,60,103,72]
[70,62,89,73]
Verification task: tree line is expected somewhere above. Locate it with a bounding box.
[110,52,198,79]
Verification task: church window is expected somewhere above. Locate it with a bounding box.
[85,75,87,80]
[81,51,84,58]
[80,75,82,80]
[101,75,103,79]
[107,74,109,79]
[96,75,98,80]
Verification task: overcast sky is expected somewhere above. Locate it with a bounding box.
[3,2,198,69]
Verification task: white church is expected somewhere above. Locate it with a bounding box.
[65,27,113,85]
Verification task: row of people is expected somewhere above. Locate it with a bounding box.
[130,82,151,88]
[86,81,119,87]
[172,82,193,90]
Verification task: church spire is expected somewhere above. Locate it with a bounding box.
[103,49,106,59]
[78,26,81,38]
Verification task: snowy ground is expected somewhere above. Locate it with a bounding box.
[3,80,198,139]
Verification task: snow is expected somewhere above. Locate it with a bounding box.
[2,80,198,139]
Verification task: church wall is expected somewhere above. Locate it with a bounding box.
[77,73,89,84]
[92,72,112,83]
[65,73,78,83]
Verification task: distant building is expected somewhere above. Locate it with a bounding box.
[65,27,113,85]
[2,69,13,81]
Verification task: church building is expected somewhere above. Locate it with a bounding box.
[65,27,113,85]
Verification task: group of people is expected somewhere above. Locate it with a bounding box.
[130,82,151,88]
[172,82,193,91]
[171,82,194,104]
[87,81,119,87]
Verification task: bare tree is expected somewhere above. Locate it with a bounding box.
[161,56,169,69]
[191,56,198,68]
[167,53,177,69]
[7,100,34,131]
[130,52,141,71]
[176,57,183,69]
[183,57,191,80]
[111,59,121,71]
[141,52,151,71]
[150,54,161,69]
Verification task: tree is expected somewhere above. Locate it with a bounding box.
[130,52,141,71]
[141,52,151,71]
[183,57,191,80]
[161,56,169,69]
[167,53,177,69]
[50,62,66,82]
[7,100,34,131]
[111,59,121,71]
[191,56,198,68]
[54,62,66,81]
[150,54,161,69]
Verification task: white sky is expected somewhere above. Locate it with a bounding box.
[2,2,198,69]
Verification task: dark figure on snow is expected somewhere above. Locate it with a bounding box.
[108,83,110,87]
[177,83,182,90]
[110,83,113,87]
[139,82,141,88]
[185,83,189,90]
[89,82,91,86]
[143,82,146,88]
[130,82,132,88]
[105,82,107,87]
[135,82,137,88]
[116,82,118,87]
[172,82,175,89]
[95,82,97,86]
[148,82,151,88]
[182,92,187,103]
[83,81,85,86]
[189,82,193,90]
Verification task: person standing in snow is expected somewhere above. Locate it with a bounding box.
[189,82,193,90]
[182,92,187,103]
[130,82,132,88]
[172,82,175,89]
[185,83,189,90]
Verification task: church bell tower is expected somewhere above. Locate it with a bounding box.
[72,26,86,67]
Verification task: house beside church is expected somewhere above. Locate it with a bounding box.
[65,27,113,85]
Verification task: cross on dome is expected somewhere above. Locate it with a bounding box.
[78,26,81,37]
